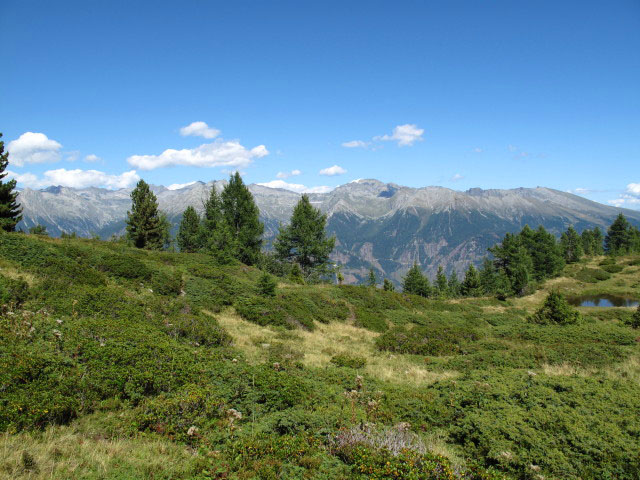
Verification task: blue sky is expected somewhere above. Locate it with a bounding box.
[1,0,639,208]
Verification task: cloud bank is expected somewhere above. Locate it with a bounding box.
[8,168,140,190]
[7,132,63,166]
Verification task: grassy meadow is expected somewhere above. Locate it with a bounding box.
[1,233,640,479]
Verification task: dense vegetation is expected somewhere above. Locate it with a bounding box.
[1,232,640,479]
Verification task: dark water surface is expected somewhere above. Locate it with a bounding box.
[568,294,639,308]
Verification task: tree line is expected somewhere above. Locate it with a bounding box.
[400,215,640,299]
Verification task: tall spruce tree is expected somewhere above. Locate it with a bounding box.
[479,257,498,294]
[461,264,482,297]
[531,226,564,279]
[435,265,448,297]
[581,229,594,256]
[221,172,264,265]
[126,180,169,250]
[177,206,201,253]
[402,262,430,297]
[383,279,395,292]
[0,133,22,232]
[605,214,632,255]
[200,185,234,262]
[560,226,583,263]
[489,232,533,295]
[274,194,335,279]
[591,226,605,255]
[367,268,377,288]
[447,271,461,297]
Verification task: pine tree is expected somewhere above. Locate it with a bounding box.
[581,229,594,256]
[479,257,497,294]
[447,271,461,297]
[29,224,48,235]
[560,226,583,263]
[177,206,201,253]
[383,279,395,292]
[367,268,377,288]
[435,265,448,297]
[274,194,335,279]
[257,271,277,297]
[530,290,581,325]
[200,185,235,263]
[402,262,430,297]
[221,172,264,265]
[289,263,305,284]
[605,214,632,255]
[461,264,482,297]
[489,233,533,295]
[126,180,169,250]
[0,133,22,232]
[530,226,564,280]
[591,227,605,255]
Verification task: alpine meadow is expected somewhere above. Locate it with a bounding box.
[2,2,640,480]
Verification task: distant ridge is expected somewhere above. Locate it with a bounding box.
[16,179,640,284]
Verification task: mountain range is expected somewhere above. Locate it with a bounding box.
[16,179,640,283]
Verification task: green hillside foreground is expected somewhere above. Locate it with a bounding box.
[1,234,640,479]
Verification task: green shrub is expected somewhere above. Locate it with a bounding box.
[629,305,640,329]
[529,291,581,325]
[376,324,480,356]
[599,257,616,266]
[602,264,624,273]
[166,313,232,347]
[574,267,610,283]
[0,274,29,308]
[257,271,277,297]
[151,270,183,296]
[330,353,367,369]
[97,254,151,280]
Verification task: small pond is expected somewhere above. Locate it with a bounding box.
[568,294,639,308]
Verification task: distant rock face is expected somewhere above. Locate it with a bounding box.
[16,179,640,284]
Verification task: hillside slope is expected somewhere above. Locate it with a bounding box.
[1,233,640,479]
[16,180,640,283]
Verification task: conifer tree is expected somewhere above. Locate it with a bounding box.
[530,226,564,279]
[591,226,605,255]
[126,180,169,250]
[530,290,581,325]
[383,279,395,292]
[221,172,264,265]
[200,185,234,262]
[489,233,533,295]
[479,257,498,294]
[289,263,305,284]
[367,268,377,288]
[257,271,277,297]
[274,194,335,279]
[177,206,201,253]
[461,264,482,297]
[581,229,594,256]
[447,271,461,297]
[605,214,632,255]
[0,133,22,232]
[402,262,430,297]
[560,226,583,263]
[435,265,448,297]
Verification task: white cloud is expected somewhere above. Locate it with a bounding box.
[7,132,63,166]
[84,154,101,163]
[167,181,197,191]
[568,187,591,195]
[608,199,626,207]
[342,140,368,148]
[473,147,483,153]
[179,121,220,139]
[319,165,347,176]
[375,124,424,147]
[127,140,269,171]
[626,183,640,196]
[276,169,302,179]
[7,168,139,190]
[257,179,333,194]
[451,173,464,182]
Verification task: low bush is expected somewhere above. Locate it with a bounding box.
[376,324,480,356]
[330,353,367,369]
[97,254,151,280]
[602,264,624,273]
[151,270,183,296]
[0,274,29,308]
[574,267,610,283]
[529,291,581,325]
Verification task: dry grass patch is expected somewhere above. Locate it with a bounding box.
[211,309,457,387]
[0,421,202,479]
